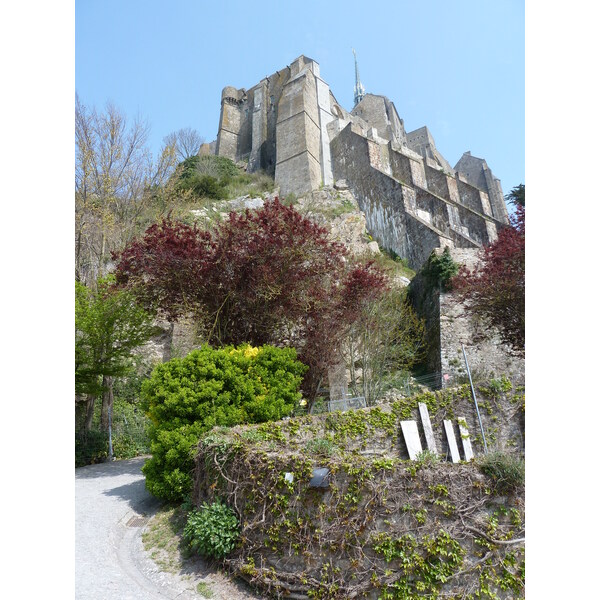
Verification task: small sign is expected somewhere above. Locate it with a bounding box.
[309,468,330,488]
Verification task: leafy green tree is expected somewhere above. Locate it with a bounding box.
[75,275,158,431]
[141,344,306,501]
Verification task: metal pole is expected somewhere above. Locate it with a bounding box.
[108,404,114,461]
[461,344,488,453]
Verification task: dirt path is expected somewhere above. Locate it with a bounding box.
[75,456,260,599]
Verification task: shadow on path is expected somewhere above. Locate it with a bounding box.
[103,479,163,515]
[75,455,149,480]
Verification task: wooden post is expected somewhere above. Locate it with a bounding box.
[457,417,474,461]
[443,420,461,463]
[401,420,423,460]
[418,402,438,455]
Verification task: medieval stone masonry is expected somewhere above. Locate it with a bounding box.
[214,55,509,272]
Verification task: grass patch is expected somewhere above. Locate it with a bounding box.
[222,171,275,199]
[374,248,416,281]
[196,581,215,598]
[141,505,190,573]
[478,451,525,493]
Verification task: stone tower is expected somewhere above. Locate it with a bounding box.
[215,55,336,196]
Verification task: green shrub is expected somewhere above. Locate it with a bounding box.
[75,429,108,467]
[306,437,336,456]
[112,433,141,459]
[183,501,240,559]
[422,247,459,291]
[176,173,226,200]
[415,449,440,467]
[478,451,524,493]
[176,155,244,201]
[487,376,513,397]
[143,421,207,500]
[195,155,239,179]
[191,175,226,199]
[141,344,307,501]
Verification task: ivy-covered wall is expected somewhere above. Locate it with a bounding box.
[192,381,524,599]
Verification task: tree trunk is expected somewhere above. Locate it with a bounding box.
[327,347,348,402]
[84,394,96,431]
[100,375,114,431]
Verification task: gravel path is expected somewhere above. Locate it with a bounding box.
[75,456,260,600]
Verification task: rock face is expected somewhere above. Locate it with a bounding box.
[188,185,383,259]
[189,190,280,223]
[293,187,381,258]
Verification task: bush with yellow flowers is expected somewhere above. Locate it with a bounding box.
[141,344,307,501]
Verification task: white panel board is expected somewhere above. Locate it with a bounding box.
[443,420,461,463]
[400,420,423,460]
[418,402,437,454]
[457,417,474,461]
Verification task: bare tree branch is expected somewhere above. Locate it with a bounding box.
[163,126,204,161]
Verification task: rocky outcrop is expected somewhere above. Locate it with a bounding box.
[293,186,381,258]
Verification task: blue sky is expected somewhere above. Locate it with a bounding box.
[76,0,525,197]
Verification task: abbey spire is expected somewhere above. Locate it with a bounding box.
[353,48,365,107]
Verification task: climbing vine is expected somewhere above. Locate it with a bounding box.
[190,381,524,599]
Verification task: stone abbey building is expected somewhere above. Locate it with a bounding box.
[213,54,510,271]
[206,54,522,385]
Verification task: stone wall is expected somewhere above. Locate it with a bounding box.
[257,69,289,176]
[193,382,524,599]
[331,123,449,270]
[454,152,508,224]
[211,55,521,391]
[408,248,524,387]
[275,64,323,196]
[350,93,406,146]
[216,55,334,194]
[215,88,242,160]
[330,123,502,271]
[388,144,416,185]
[214,55,511,243]
[407,126,455,174]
